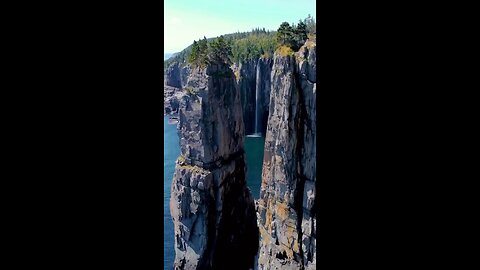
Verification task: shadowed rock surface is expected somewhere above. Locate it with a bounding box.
[257,39,316,270]
[237,60,257,135]
[165,36,316,269]
[164,62,193,114]
[165,62,192,89]
[170,63,259,270]
[237,58,273,135]
[255,57,273,135]
[164,62,182,88]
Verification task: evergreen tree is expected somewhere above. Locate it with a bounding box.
[198,37,209,66]
[277,22,294,46]
[188,40,199,64]
[207,35,233,65]
[178,25,280,67]
[294,21,308,46]
[187,37,211,67]
[304,14,316,34]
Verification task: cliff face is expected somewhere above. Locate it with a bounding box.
[236,58,273,135]
[180,65,192,88]
[164,63,192,114]
[165,59,272,135]
[164,85,185,114]
[166,38,316,270]
[164,62,192,89]
[255,58,273,135]
[257,40,316,270]
[238,60,257,135]
[170,64,259,270]
[164,62,182,88]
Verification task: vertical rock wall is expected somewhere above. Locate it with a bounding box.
[165,58,273,136]
[166,40,316,270]
[164,62,192,89]
[164,85,184,114]
[164,62,182,88]
[255,58,273,135]
[238,59,258,135]
[237,58,273,136]
[257,40,316,270]
[170,64,259,270]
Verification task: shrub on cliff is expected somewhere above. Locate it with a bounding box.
[276,45,294,57]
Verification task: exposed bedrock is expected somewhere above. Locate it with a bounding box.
[164,62,182,88]
[237,59,257,135]
[170,63,259,270]
[165,62,192,89]
[164,85,186,114]
[165,58,273,136]
[255,57,273,135]
[237,58,273,136]
[257,40,316,270]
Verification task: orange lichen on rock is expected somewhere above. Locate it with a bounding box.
[275,201,289,221]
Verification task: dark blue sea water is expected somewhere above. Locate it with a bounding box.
[163,116,264,269]
[164,116,179,270]
[244,136,265,199]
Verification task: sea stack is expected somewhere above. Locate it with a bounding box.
[257,39,317,270]
[170,63,259,270]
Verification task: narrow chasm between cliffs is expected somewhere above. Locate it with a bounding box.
[166,33,317,270]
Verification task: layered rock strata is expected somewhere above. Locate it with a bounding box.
[170,63,259,270]
[257,40,316,270]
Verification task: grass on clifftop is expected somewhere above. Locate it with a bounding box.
[276,45,294,57]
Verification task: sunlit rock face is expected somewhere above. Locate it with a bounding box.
[257,40,316,270]
[170,63,259,270]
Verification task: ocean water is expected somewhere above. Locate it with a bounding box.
[164,116,179,270]
[244,135,265,199]
[163,115,265,269]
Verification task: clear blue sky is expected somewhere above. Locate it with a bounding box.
[164,0,316,53]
